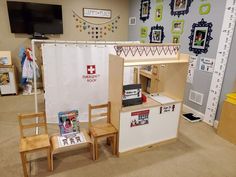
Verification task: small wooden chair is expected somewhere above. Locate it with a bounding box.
[18,112,51,177]
[88,101,118,160]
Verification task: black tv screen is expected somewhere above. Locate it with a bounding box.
[7,1,63,34]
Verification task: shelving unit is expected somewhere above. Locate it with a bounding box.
[0,65,18,95]
[133,65,159,93]
[109,44,189,155]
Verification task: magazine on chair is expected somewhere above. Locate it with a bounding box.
[58,110,80,137]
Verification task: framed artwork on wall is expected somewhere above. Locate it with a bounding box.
[140,39,146,43]
[171,20,184,34]
[149,24,165,43]
[0,72,10,86]
[140,0,151,22]
[140,26,148,38]
[172,35,180,43]
[129,17,136,25]
[169,0,193,17]
[199,3,211,15]
[155,5,163,22]
[188,19,213,55]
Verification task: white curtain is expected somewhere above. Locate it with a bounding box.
[42,43,133,123]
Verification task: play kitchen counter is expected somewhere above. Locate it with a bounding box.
[108,44,189,155]
[119,94,182,153]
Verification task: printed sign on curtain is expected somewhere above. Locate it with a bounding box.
[82,65,100,82]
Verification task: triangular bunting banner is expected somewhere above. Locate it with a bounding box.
[113,45,180,57]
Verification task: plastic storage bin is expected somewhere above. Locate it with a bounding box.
[226,93,236,105]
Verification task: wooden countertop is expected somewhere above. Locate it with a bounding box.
[121,92,182,113]
[121,96,160,112]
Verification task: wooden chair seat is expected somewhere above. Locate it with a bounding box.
[20,134,50,153]
[50,129,95,171]
[89,123,117,137]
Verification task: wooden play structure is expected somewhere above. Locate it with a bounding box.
[109,44,189,154]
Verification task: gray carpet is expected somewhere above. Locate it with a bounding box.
[0,93,236,177]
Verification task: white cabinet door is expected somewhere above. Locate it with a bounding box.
[119,103,181,153]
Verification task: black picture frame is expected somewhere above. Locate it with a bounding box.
[140,0,151,22]
[169,0,193,17]
[188,18,213,55]
[149,24,165,43]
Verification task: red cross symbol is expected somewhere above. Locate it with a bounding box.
[87,65,96,74]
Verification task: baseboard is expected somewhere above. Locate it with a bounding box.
[182,104,204,120]
[118,138,177,157]
[213,120,219,129]
[17,81,44,90]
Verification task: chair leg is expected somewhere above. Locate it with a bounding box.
[90,142,95,160]
[50,151,54,171]
[94,138,98,160]
[20,152,28,177]
[112,134,117,155]
[47,148,51,171]
[106,137,111,146]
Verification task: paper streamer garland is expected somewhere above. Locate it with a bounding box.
[72,10,120,39]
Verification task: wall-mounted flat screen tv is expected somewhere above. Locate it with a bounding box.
[7,1,63,35]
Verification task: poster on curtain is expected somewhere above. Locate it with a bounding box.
[82,65,101,82]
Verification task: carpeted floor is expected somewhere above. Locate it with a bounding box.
[0,93,236,177]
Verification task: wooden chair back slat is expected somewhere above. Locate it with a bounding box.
[88,101,111,128]
[18,112,48,138]
[89,103,109,109]
[22,122,47,129]
[18,113,45,119]
[91,112,108,118]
